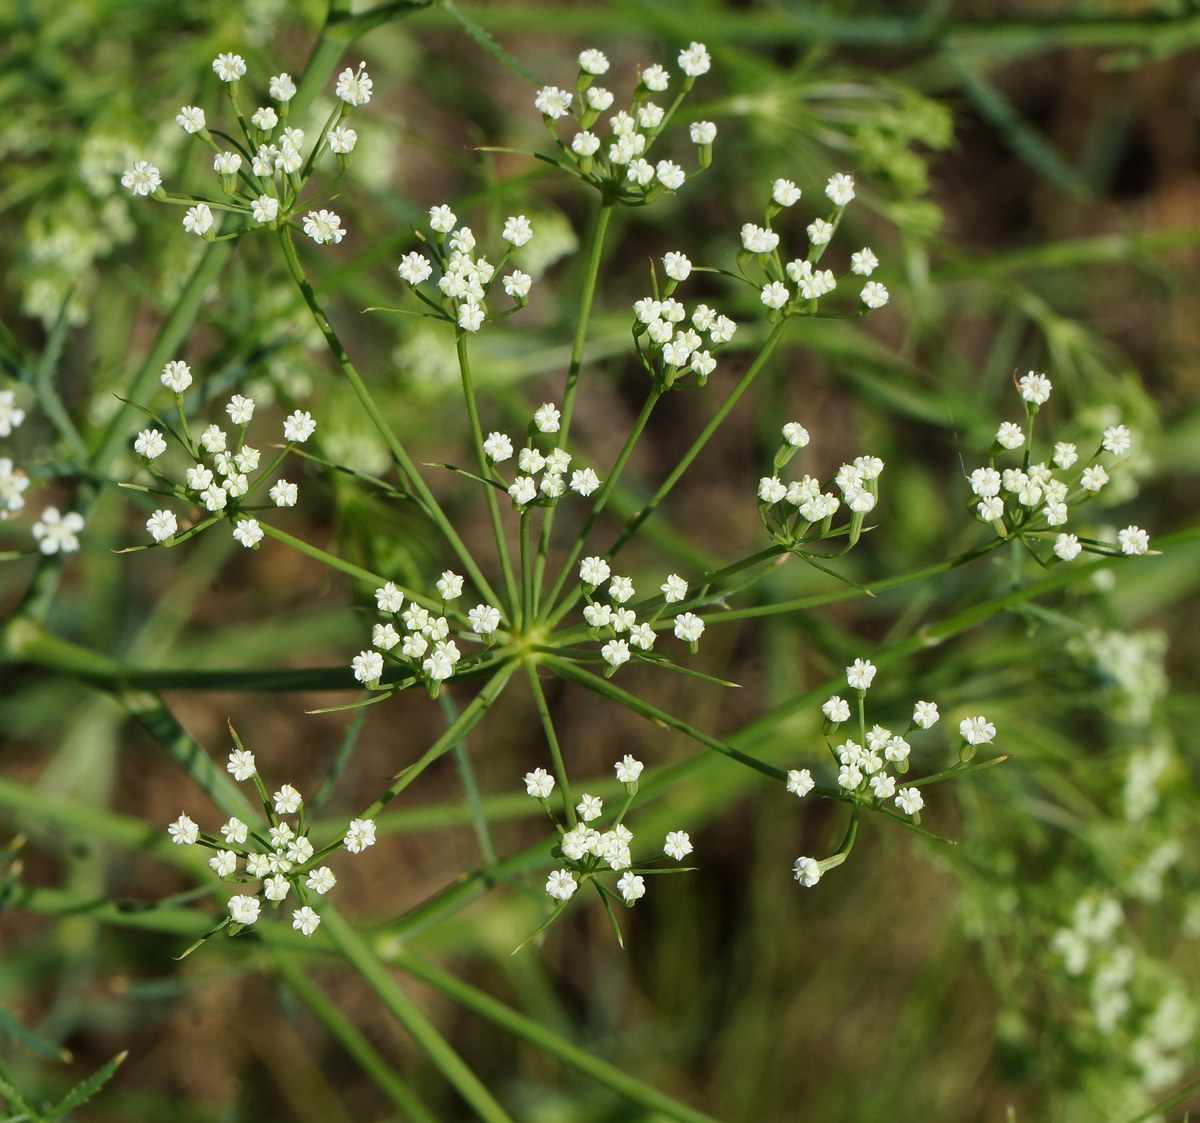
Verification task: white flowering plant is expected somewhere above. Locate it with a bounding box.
[1,5,1197,1123]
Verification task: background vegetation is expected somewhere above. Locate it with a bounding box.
[2,1,1200,1120]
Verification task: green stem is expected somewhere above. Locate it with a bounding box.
[606,319,790,561]
[319,905,516,1123]
[274,953,439,1123]
[441,691,496,867]
[519,509,533,627]
[360,663,516,819]
[541,387,664,625]
[525,662,575,827]
[276,227,500,607]
[456,333,520,620]
[531,201,613,602]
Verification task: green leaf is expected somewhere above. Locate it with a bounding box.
[442,0,542,85]
[43,1051,127,1122]
[0,1004,71,1063]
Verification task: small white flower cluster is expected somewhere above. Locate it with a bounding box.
[577,558,701,674]
[123,54,371,246]
[534,44,712,203]
[0,390,84,554]
[522,757,693,911]
[167,741,377,938]
[396,209,534,334]
[791,663,997,888]
[968,373,1150,563]
[738,173,887,317]
[351,578,503,696]
[758,427,883,552]
[632,286,737,389]
[481,402,602,510]
[132,360,313,550]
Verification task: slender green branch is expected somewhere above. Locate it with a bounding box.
[318,905,517,1123]
[606,319,790,561]
[525,663,576,827]
[541,386,664,624]
[276,227,500,607]
[441,691,497,867]
[360,663,517,819]
[274,953,439,1123]
[532,201,613,602]
[456,333,520,620]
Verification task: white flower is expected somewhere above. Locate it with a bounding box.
[168,813,199,845]
[969,467,1001,498]
[159,361,192,395]
[677,41,710,76]
[846,658,876,690]
[130,427,166,460]
[781,422,809,448]
[508,476,536,505]
[250,106,278,131]
[222,395,253,426]
[637,103,665,130]
[270,480,298,507]
[213,151,242,177]
[1019,372,1052,404]
[758,475,787,503]
[615,755,644,783]
[895,787,924,816]
[860,281,889,308]
[212,53,246,82]
[292,906,322,936]
[227,749,256,781]
[1103,424,1132,455]
[850,248,879,275]
[244,196,277,226]
[690,120,717,144]
[335,64,373,106]
[352,650,383,684]
[373,622,400,650]
[793,856,821,887]
[770,178,801,207]
[344,818,377,853]
[602,639,630,668]
[221,818,248,845]
[1054,533,1082,561]
[303,210,345,245]
[786,768,814,797]
[121,161,161,196]
[1081,465,1109,492]
[501,214,533,246]
[263,874,290,902]
[578,48,609,75]
[741,223,779,254]
[175,106,207,135]
[367,583,402,616]
[524,768,555,798]
[1118,525,1149,555]
[655,160,686,190]
[229,895,261,925]
[435,570,464,601]
[807,218,834,246]
[327,126,357,154]
[657,574,688,604]
[145,510,177,543]
[760,281,790,310]
[394,252,431,287]
[284,411,316,442]
[584,603,613,629]
[584,87,613,112]
[287,836,314,865]
[570,467,600,496]
[263,71,295,100]
[572,131,601,157]
[822,695,851,723]
[429,204,456,234]
[1048,442,1077,470]
[468,604,501,635]
[673,612,705,643]
[866,774,894,800]
[546,869,577,900]
[32,508,84,555]
[617,871,646,904]
[976,497,1003,522]
[661,252,693,282]
[913,701,939,729]
[654,832,692,864]
[246,853,271,877]
[0,393,24,440]
[995,422,1025,450]
[825,172,855,205]
[608,575,635,603]
[305,867,336,895]
[401,633,428,660]
[640,63,669,91]
[959,716,996,744]
[270,823,295,850]
[533,402,561,433]
[710,314,737,343]
[534,85,572,118]
[229,518,260,549]
[580,556,611,586]
[455,302,483,332]
[272,784,303,815]
[518,447,545,474]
